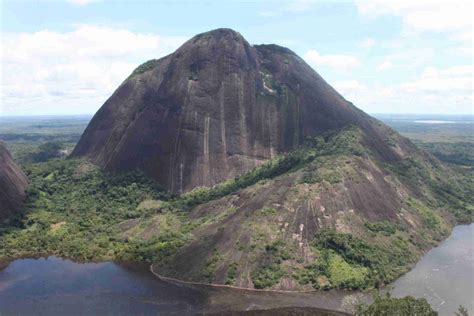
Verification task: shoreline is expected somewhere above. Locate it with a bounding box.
[2,224,472,314]
[2,223,470,293]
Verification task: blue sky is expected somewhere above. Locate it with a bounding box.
[1,0,472,115]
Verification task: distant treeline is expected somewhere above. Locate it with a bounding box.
[0,133,82,143]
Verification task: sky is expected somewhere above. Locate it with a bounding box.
[0,0,473,116]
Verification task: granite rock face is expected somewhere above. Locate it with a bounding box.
[0,143,28,222]
[72,28,411,192]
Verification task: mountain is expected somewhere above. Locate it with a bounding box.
[0,143,28,223]
[72,28,412,193]
[73,29,472,291]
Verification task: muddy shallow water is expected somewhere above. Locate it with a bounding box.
[0,224,471,315]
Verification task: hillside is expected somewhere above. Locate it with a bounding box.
[145,126,472,290]
[1,29,472,292]
[72,28,414,193]
[0,143,28,223]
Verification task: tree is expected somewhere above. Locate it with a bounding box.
[356,293,437,316]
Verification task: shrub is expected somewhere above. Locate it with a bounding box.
[356,293,437,316]
[364,221,398,236]
[252,264,285,289]
[226,262,238,285]
[314,230,415,287]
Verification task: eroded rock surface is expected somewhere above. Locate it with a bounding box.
[73,28,411,193]
[0,143,28,222]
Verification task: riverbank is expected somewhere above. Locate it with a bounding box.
[1,224,472,315]
[0,256,355,315]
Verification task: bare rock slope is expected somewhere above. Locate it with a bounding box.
[72,28,411,193]
[74,29,472,291]
[0,143,28,222]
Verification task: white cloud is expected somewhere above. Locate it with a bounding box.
[356,0,473,56]
[356,0,472,31]
[377,61,394,71]
[358,38,376,49]
[334,80,367,91]
[0,25,187,115]
[67,0,100,5]
[304,50,360,70]
[402,65,473,92]
[335,64,473,114]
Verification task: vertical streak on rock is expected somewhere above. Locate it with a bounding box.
[203,114,211,185]
[269,106,275,159]
[180,158,184,194]
[295,94,300,147]
[171,80,192,191]
[169,154,174,192]
[219,83,228,171]
[237,73,247,168]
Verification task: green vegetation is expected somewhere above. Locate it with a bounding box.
[252,264,286,289]
[406,198,448,234]
[419,142,474,166]
[254,44,296,56]
[376,114,474,167]
[0,116,88,144]
[294,249,368,290]
[387,155,473,224]
[257,207,277,216]
[0,158,179,261]
[123,233,187,263]
[174,126,365,209]
[364,221,398,236]
[310,230,416,288]
[356,293,437,316]
[15,141,68,164]
[1,115,472,292]
[300,168,343,184]
[225,262,238,285]
[195,31,213,41]
[251,240,291,289]
[263,240,292,262]
[129,59,161,78]
[327,252,368,289]
[202,250,222,282]
[174,147,317,209]
[0,116,88,164]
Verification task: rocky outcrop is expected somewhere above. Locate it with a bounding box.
[0,143,28,222]
[72,28,413,193]
[71,28,470,291]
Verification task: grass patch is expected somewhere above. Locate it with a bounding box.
[327,252,368,289]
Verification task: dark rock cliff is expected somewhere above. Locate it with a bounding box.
[72,28,413,192]
[0,143,28,222]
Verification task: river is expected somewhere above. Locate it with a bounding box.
[0,257,351,315]
[391,224,473,315]
[0,224,472,315]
